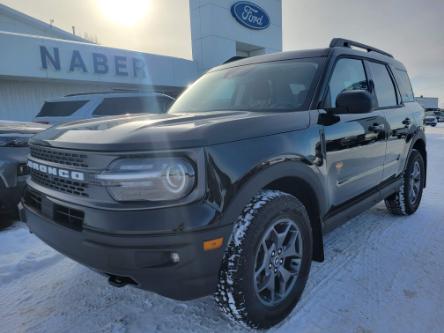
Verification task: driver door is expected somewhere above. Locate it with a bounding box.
[322,58,387,207]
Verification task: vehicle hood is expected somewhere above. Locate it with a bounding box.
[29,111,310,151]
[0,121,50,135]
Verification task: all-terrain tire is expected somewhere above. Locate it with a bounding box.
[215,190,313,329]
[385,149,425,216]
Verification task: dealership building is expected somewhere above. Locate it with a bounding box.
[0,1,282,121]
[414,96,439,110]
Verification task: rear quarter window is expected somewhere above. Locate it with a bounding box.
[37,101,88,117]
[393,69,415,102]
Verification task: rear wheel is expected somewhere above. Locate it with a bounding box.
[385,150,425,215]
[215,190,313,329]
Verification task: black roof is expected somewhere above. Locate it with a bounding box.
[213,48,331,71]
[214,38,405,72]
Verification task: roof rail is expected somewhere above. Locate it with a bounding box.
[223,56,246,64]
[329,38,393,58]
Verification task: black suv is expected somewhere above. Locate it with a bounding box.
[0,121,49,228]
[21,39,426,329]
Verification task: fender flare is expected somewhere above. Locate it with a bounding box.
[405,130,427,185]
[218,160,327,261]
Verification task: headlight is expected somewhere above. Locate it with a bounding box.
[96,157,196,202]
[0,135,29,147]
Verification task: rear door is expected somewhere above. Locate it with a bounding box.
[322,57,387,207]
[365,61,413,181]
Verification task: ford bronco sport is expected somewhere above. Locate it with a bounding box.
[21,39,426,329]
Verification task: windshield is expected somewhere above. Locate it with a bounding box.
[169,58,324,113]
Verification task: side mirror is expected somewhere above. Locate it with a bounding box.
[334,90,374,114]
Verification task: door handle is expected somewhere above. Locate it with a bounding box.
[402,118,411,125]
[368,123,385,133]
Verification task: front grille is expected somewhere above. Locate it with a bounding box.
[53,204,84,231]
[24,188,84,230]
[24,189,42,211]
[31,169,89,197]
[30,146,88,168]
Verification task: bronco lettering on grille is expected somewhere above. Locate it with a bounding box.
[27,160,85,181]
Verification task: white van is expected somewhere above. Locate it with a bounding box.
[34,91,175,125]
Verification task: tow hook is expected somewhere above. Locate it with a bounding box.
[108,275,133,288]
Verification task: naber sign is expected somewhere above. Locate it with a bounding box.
[39,46,147,78]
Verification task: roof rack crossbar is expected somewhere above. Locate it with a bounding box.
[329,38,393,58]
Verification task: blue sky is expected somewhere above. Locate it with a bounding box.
[2,0,443,106]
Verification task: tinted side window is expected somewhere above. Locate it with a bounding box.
[368,62,397,107]
[37,101,88,117]
[93,97,163,116]
[326,58,368,107]
[393,69,415,102]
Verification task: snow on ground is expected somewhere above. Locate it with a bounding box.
[1,125,444,333]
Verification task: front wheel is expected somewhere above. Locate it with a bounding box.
[385,150,425,215]
[215,190,313,329]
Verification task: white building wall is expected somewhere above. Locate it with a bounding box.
[0,32,198,88]
[0,13,48,37]
[190,0,282,71]
[0,1,283,121]
[415,97,439,109]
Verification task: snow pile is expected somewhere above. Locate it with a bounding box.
[0,224,61,285]
[1,125,444,332]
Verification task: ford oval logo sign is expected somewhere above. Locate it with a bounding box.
[231,1,270,30]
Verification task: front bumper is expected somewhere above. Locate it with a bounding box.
[22,187,232,300]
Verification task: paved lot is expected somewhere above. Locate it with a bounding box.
[1,125,443,333]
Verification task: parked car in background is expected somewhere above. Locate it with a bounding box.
[424,114,438,127]
[433,110,444,122]
[0,121,49,228]
[424,108,444,122]
[33,91,175,125]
